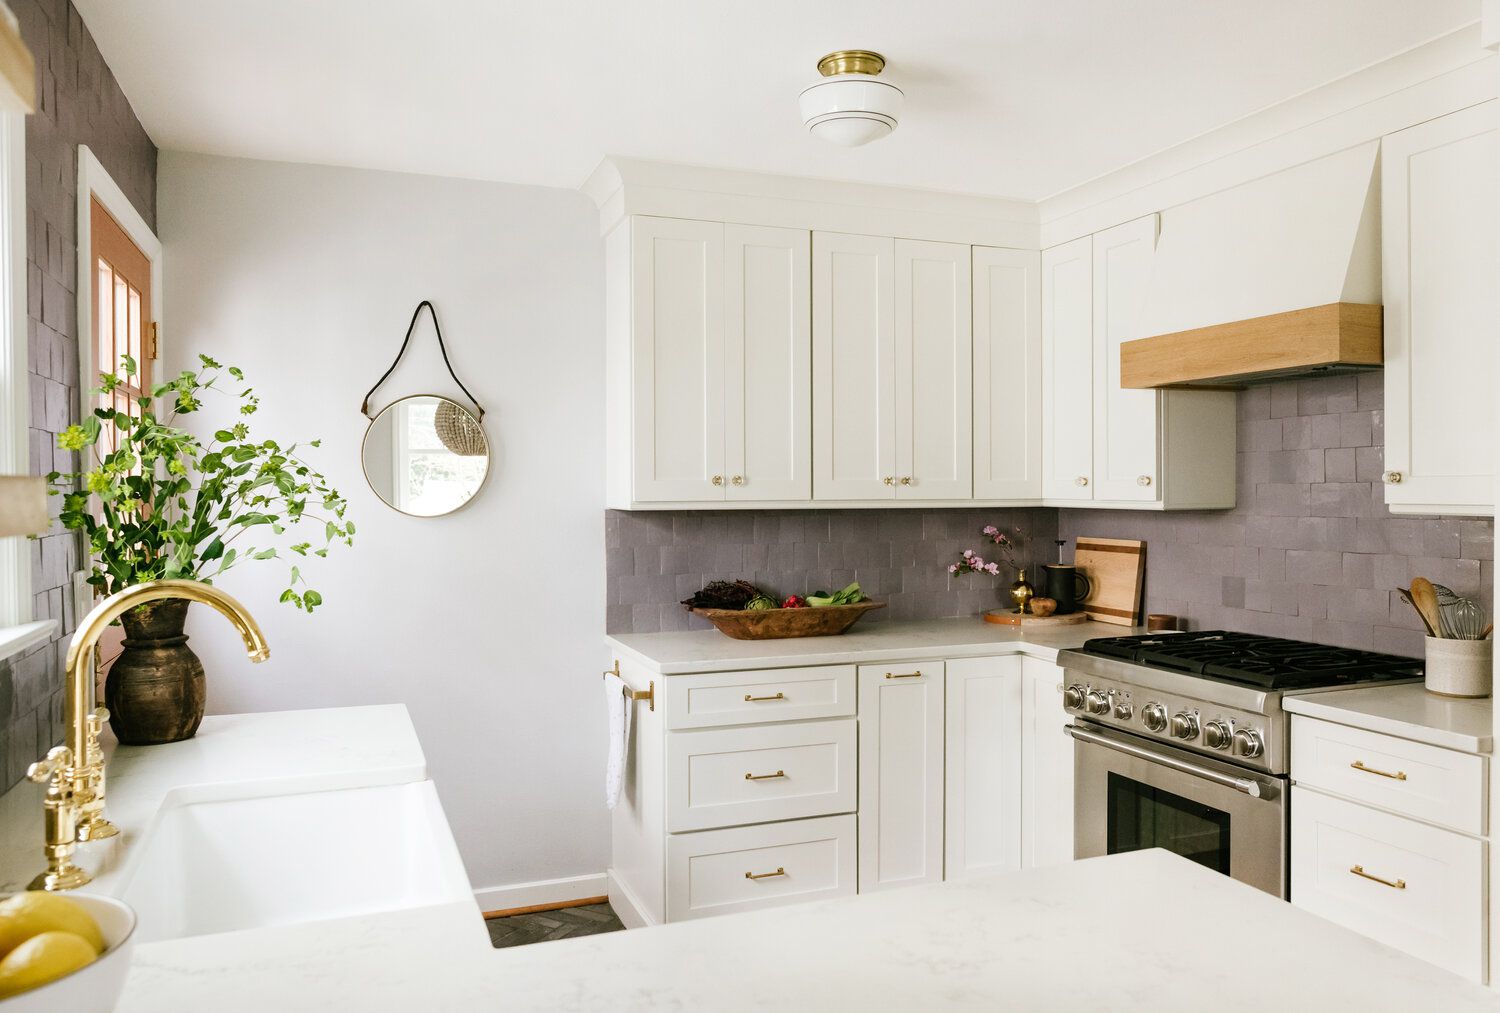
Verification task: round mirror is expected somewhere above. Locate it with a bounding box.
[362,395,489,516]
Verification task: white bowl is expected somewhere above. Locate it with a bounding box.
[0,893,136,1013]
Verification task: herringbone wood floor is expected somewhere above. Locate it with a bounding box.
[486,903,625,948]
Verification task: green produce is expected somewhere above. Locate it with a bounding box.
[681,580,761,610]
[807,582,864,607]
[744,594,779,611]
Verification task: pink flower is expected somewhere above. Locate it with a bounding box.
[982,525,998,536]
[948,563,959,574]
[985,562,1001,575]
[970,556,984,568]
[963,549,974,558]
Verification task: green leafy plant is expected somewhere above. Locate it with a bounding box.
[48,354,354,612]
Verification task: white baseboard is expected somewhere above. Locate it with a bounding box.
[473,872,608,914]
[607,868,655,929]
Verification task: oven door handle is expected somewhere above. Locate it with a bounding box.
[1066,724,1270,800]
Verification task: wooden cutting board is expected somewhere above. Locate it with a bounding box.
[1074,537,1146,627]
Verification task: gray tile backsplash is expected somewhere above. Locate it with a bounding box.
[606,373,1493,656]
[605,508,1058,633]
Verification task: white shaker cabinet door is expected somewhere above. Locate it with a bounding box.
[724,225,811,502]
[973,247,1042,500]
[945,656,1023,881]
[1091,214,1161,503]
[814,232,897,500]
[1382,101,1498,515]
[1041,236,1094,501]
[894,239,972,500]
[858,662,944,892]
[630,216,727,502]
[1021,657,1075,868]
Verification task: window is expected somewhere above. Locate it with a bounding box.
[89,196,154,453]
[391,400,487,514]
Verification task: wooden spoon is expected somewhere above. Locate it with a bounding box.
[1409,578,1444,639]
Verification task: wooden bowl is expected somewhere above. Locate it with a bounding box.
[691,600,886,640]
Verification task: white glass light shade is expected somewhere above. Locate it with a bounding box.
[799,75,903,146]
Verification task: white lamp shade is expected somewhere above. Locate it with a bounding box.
[0,476,47,537]
[799,75,903,147]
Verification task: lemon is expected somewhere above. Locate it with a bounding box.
[0,931,97,998]
[0,892,105,959]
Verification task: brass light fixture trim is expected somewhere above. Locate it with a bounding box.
[817,50,886,77]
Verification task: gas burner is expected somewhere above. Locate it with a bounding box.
[1080,631,1422,691]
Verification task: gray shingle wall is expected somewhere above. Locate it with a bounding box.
[1057,373,1492,657]
[1,0,157,790]
[605,508,1059,633]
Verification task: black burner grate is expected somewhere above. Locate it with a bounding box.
[1081,631,1423,690]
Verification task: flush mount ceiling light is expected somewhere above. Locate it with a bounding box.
[799,50,903,147]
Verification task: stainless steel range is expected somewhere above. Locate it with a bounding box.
[1059,631,1422,898]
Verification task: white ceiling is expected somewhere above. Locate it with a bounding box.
[75,0,1480,200]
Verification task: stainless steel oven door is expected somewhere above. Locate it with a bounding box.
[1069,722,1287,898]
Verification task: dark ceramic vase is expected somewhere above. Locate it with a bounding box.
[105,598,205,745]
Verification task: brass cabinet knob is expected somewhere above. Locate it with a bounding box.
[1137,475,1153,487]
[1383,471,1403,484]
[731,475,744,486]
[711,475,723,487]
[899,476,912,486]
[883,476,895,486]
[1075,476,1089,487]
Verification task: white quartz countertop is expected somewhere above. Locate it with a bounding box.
[117,848,1499,1012]
[606,616,1139,673]
[0,704,428,894]
[1285,683,1493,754]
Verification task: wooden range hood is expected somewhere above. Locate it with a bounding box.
[1120,302,1382,389]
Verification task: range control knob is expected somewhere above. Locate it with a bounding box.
[1113,697,1133,720]
[1063,685,1086,711]
[1086,690,1111,715]
[1203,720,1233,750]
[1141,703,1168,732]
[1170,712,1200,740]
[1233,728,1265,758]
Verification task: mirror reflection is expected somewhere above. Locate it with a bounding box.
[362,395,488,516]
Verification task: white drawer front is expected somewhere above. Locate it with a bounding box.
[666,815,856,921]
[1291,717,1487,835]
[666,720,856,832]
[665,665,857,729]
[1291,787,1486,982]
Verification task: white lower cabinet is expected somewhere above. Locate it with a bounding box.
[1020,657,1075,867]
[945,656,1022,880]
[666,814,857,922]
[857,662,945,891]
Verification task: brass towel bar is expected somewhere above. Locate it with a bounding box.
[602,660,655,712]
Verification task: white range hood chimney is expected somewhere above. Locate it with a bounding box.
[1121,142,1383,388]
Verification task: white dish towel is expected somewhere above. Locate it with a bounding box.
[604,672,633,810]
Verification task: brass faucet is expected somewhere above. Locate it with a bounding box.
[27,580,269,891]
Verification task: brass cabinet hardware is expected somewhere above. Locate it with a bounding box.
[601,661,654,711]
[711,475,724,486]
[744,770,787,781]
[744,692,786,702]
[745,867,787,880]
[1350,760,1407,781]
[1383,471,1403,484]
[885,670,923,679]
[882,476,895,486]
[1075,476,1089,487]
[1350,865,1406,890]
[1137,475,1153,487]
[731,475,744,486]
[899,476,912,486]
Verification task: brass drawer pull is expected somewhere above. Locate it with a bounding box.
[745,867,786,880]
[744,692,786,702]
[1351,760,1407,781]
[885,671,923,680]
[744,770,786,781]
[1350,865,1406,890]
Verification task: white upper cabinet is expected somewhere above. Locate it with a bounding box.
[612,216,810,506]
[1381,102,1498,516]
[972,247,1042,500]
[895,240,972,500]
[1091,215,1160,502]
[814,232,897,500]
[1041,236,1094,500]
[725,225,812,502]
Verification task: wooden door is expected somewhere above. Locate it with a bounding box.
[857,661,944,891]
[724,225,810,502]
[973,247,1042,500]
[945,656,1022,881]
[1041,236,1094,500]
[1020,657,1075,868]
[894,239,972,500]
[1381,102,1498,515]
[91,197,153,451]
[1091,214,1160,502]
[813,232,896,500]
[630,216,726,502]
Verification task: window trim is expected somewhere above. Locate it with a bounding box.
[0,107,31,630]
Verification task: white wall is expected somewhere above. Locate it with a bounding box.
[157,151,606,902]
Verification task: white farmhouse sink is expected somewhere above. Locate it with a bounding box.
[122,780,473,943]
